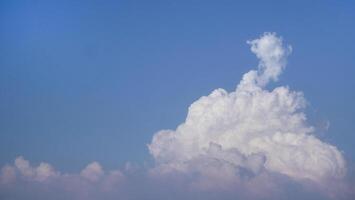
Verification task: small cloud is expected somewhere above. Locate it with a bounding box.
[14,156,59,182]
[80,162,104,182]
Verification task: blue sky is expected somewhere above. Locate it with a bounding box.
[0,0,354,179]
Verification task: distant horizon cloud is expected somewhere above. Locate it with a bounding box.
[1,33,353,200]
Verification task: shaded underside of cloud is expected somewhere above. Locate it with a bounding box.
[1,33,354,200]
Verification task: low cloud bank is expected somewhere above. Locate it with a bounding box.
[0,156,125,200]
[1,33,354,200]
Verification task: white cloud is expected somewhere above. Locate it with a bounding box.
[247,33,291,87]
[34,162,59,181]
[14,156,59,182]
[80,162,104,182]
[0,32,352,200]
[148,32,346,185]
[9,156,125,187]
[0,156,126,199]
[14,156,34,178]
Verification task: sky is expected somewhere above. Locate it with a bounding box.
[1,1,355,199]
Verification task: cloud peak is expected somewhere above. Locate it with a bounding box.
[0,32,351,200]
[248,32,292,87]
[148,33,346,187]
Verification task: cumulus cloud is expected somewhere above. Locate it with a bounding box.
[0,33,353,200]
[148,32,346,188]
[0,156,125,200]
[80,162,104,182]
[14,156,59,182]
[247,33,291,86]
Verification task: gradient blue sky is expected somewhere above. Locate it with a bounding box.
[0,0,354,173]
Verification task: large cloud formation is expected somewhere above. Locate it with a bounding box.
[1,33,353,200]
[148,33,346,186]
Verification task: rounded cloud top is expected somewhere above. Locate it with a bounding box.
[148,33,346,184]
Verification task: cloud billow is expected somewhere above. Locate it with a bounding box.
[148,33,346,186]
[0,33,352,200]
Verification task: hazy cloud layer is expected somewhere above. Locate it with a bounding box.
[1,156,352,200]
[1,33,353,200]
[1,156,125,200]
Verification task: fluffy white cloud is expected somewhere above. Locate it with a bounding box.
[14,156,59,181]
[80,162,104,182]
[0,156,126,199]
[0,33,352,200]
[14,156,35,177]
[247,33,291,87]
[148,32,346,184]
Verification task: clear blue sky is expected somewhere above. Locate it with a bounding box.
[1,0,354,172]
